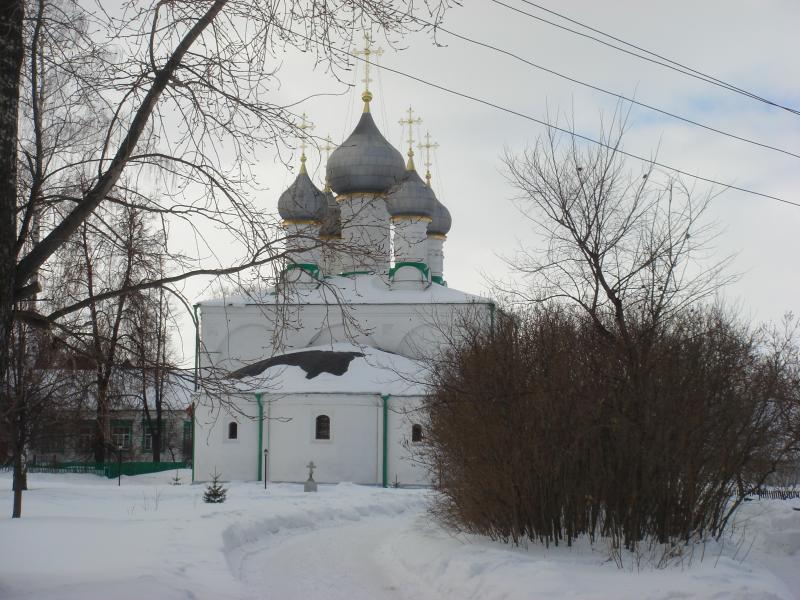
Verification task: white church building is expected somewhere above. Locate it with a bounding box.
[192,82,494,486]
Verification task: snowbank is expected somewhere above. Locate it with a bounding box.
[1,472,797,599]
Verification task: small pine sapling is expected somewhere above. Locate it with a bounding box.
[203,469,227,503]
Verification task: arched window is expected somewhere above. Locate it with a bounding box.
[228,422,238,440]
[411,424,423,443]
[315,415,330,440]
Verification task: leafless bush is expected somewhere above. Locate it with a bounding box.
[423,304,799,552]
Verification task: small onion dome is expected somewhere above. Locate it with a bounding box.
[326,112,405,195]
[319,189,341,238]
[278,167,326,222]
[427,197,452,236]
[385,163,436,218]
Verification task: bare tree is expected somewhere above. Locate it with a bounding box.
[1,0,455,517]
[501,109,735,364]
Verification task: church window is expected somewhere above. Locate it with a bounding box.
[411,424,423,443]
[315,415,330,440]
[228,422,238,440]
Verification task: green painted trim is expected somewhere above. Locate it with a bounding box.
[431,275,445,286]
[389,261,429,280]
[284,263,320,279]
[381,394,390,488]
[339,270,372,277]
[256,393,264,481]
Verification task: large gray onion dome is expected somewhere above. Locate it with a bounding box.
[427,197,452,236]
[326,112,405,195]
[385,162,436,218]
[319,189,341,238]
[278,166,326,222]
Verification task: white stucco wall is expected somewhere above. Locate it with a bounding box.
[193,396,260,482]
[193,392,429,485]
[199,300,491,371]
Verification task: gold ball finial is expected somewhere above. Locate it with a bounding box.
[362,90,373,113]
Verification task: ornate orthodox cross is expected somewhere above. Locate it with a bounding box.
[418,131,439,186]
[297,112,314,172]
[354,32,383,103]
[398,106,423,162]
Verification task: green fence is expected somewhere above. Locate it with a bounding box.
[3,461,188,479]
[103,461,187,479]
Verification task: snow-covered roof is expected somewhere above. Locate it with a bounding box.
[230,343,429,397]
[197,273,490,307]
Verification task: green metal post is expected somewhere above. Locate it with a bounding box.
[256,393,264,481]
[381,394,390,488]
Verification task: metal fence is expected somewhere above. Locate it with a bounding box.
[2,461,188,479]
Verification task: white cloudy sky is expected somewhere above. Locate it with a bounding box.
[175,0,800,362]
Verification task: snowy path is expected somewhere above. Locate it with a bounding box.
[2,473,797,600]
[237,514,428,600]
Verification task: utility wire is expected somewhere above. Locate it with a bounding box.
[421,18,800,160]
[278,26,796,208]
[493,0,800,116]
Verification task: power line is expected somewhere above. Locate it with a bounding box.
[492,0,800,116]
[275,25,799,208]
[422,19,800,160]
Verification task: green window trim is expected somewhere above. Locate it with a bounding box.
[284,263,320,279]
[388,261,429,280]
[431,275,446,286]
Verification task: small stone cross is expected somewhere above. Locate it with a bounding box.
[306,461,316,480]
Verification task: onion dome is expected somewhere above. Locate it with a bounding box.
[427,197,452,236]
[319,188,341,238]
[385,156,436,218]
[326,111,405,195]
[278,159,326,222]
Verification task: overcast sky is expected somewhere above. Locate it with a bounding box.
[175,0,800,363]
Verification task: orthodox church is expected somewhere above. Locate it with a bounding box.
[192,72,494,486]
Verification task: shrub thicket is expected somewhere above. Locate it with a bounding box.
[423,306,799,550]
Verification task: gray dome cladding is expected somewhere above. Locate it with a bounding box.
[428,197,452,235]
[385,168,436,217]
[326,112,406,195]
[319,190,341,237]
[278,171,326,221]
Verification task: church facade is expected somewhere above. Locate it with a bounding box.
[192,85,494,486]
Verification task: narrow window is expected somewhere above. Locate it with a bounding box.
[315,415,330,440]
[228,422,238,440]
[411,424,423,443]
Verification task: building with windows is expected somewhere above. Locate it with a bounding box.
[192,79,493,486]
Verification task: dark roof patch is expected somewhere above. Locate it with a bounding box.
[230,350,365,380]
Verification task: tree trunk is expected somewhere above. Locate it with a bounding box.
[0,0,25,421]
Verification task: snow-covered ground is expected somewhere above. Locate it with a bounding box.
[0,471,798,599]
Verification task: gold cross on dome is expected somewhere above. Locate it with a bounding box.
[320,135,337,191]
[418,131,439,186]
[297,112,315,172]
[354,32,383,105]
[320,135,336,162]
[398,106,422,164]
